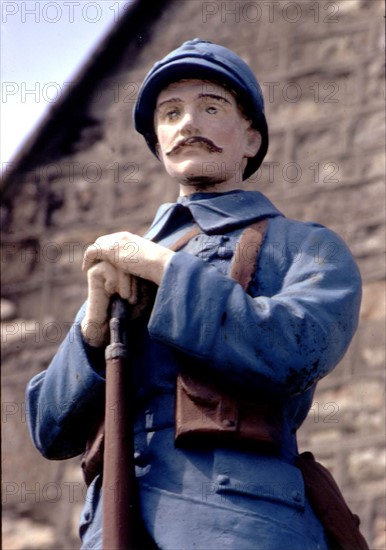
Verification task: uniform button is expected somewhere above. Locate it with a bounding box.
[216,475,230,485]
[291,490,302,502]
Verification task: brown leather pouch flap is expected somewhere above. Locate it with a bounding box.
[175,372,282,450]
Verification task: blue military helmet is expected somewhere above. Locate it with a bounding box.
[133,38,268,180]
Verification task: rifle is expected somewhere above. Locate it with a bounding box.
[102,294,135,549]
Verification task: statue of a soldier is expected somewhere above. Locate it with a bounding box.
[26,39,366,549]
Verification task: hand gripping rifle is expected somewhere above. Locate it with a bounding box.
[102,294,135,549]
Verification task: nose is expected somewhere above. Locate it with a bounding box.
[179,108,200,136]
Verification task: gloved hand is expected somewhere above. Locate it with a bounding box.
[81,260,138,347]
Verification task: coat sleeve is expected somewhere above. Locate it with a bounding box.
[147,220,362,397]
[25,303,106,459]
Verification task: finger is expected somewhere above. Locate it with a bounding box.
[87,261,118,297]
[87,263,107,290]
[82,293,109,348]
[86,290,110,326]
[118,271,131,300]
[103,263,120,296]
[83,268,111,346]
[82,242,103,272]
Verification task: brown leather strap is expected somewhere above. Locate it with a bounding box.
[230,219,268,291]
[168,226,201,252]
[295,452,369,550]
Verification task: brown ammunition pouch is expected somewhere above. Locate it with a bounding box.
[175,372,282,451]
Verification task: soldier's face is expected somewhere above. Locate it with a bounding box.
[154,80,261,191]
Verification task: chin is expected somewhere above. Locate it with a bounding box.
[176,169,224,187]
[167,160,223,184]
[184,176,223,186]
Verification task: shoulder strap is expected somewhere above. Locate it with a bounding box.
[169,226,201,252]
[230,219,268,291]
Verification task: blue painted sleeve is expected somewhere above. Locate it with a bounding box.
[25,303,106,459]
[148,223,362,397]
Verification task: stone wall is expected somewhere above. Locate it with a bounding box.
[2,1,385,548]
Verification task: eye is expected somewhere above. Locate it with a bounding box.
[205,105,218,115]
[165,108,180,120]
[157,106,181,122]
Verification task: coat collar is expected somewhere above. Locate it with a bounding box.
[145,189,284,241]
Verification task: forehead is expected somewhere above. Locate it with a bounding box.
[156,79,236,106]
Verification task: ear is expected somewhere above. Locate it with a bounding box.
[244,128,262,158]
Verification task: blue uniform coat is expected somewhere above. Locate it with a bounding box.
[26,190,362,549]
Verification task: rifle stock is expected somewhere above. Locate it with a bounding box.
[102,295,136,549]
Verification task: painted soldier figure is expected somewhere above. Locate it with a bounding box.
[27,39,364,549]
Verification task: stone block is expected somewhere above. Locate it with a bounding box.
[360,148,386,181]
[364,56,385,107]
[1,238,45,287]
[263,68,361,122]
[310,180,382,228]
[360,282,386,320]
[287,26,373,71]
[347,446,386,484]
[5,178,44,234]
[348,110,386,151]
[293,120,345,163]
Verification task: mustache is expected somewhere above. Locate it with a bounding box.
[165,136,223,156]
